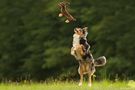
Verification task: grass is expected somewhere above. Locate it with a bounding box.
[0,80,135,90]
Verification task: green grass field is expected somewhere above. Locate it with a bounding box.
[0,80,135,90]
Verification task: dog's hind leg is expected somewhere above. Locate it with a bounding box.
[78,66,83,86]
[79,73,83,86]
[88,73,92,87]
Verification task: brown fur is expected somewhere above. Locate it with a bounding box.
[58,1,76,23]
[74,46,106,86]
[78,60,95,86]
[75,46,95,86]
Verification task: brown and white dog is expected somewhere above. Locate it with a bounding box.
[71,27,106,87]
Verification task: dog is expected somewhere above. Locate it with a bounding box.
[75,46,106,86]
[71,27,106,86]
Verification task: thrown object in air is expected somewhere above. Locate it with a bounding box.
[58,1,76,23]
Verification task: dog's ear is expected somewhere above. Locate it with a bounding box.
[74,28,78,33]
[83,27,88,32]
[74,28,76,32]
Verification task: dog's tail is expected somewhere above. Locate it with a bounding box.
[94,56,106,67]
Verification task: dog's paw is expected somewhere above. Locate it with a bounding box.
[88,83,92,87]
[78,82,82,86]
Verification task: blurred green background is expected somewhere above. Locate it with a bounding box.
[0,0,135,81]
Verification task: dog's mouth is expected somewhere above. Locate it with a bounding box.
[74,28,81,31]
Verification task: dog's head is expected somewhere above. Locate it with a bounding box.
[74,28,82,35]
[74,27,88,37]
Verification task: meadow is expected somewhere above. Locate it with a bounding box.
[0,80,135,90]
